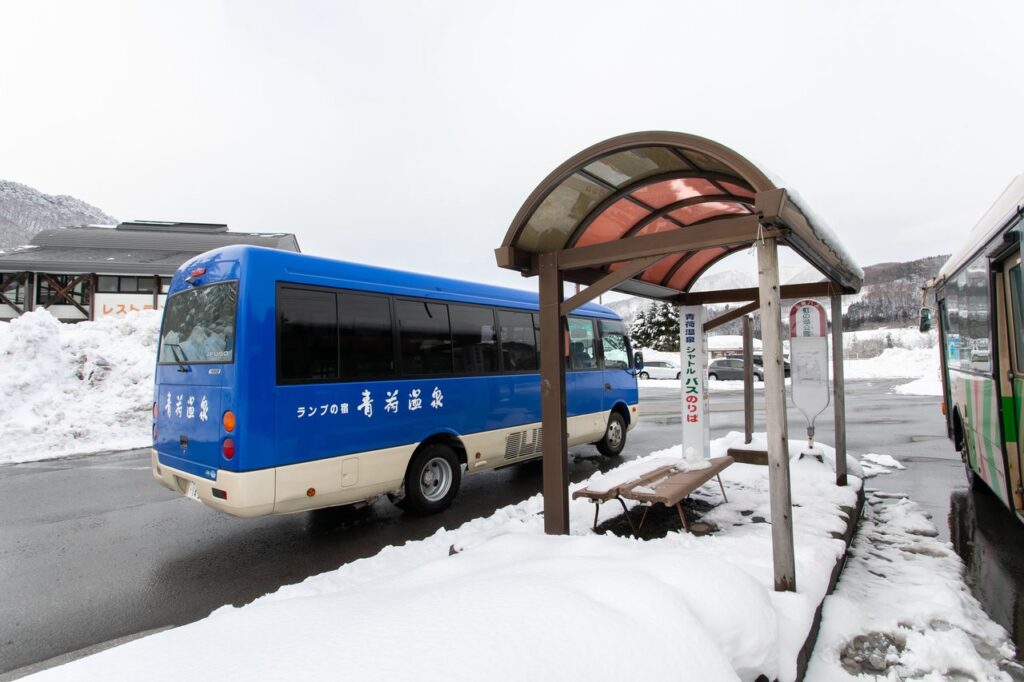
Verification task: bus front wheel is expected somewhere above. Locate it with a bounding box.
[404,444,461,515]
[596,412,627,457]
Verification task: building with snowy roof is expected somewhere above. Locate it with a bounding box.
[0,221,300,322]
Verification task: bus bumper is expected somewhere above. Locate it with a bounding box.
[151,449,275,518]
[627,402,640,428]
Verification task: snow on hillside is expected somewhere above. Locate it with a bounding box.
[0,309,159,463]
[0,179,116,251]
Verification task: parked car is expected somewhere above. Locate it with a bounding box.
[727,353,790,378]
[638,360,680,380]
[708,358,764,381]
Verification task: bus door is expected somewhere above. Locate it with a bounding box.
[997,253,1024,511]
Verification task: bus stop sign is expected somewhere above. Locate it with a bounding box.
[789,300,830,447]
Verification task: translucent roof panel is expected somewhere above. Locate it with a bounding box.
[630,178,721,209]
[582,147,689,187]
[499,131,863,299]
[574,198,649,248]
[517,173,611,252]
[668,200,749,225]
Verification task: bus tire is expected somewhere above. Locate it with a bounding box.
[596,412,627,457]
[404,444,461,515]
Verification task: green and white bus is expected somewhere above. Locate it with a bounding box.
[929,174,1024,519]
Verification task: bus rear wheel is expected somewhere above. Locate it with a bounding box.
[404,444,461,515]
[596,412,627,457]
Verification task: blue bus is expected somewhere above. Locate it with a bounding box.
[151,245,640,517]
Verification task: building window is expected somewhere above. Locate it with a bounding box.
[37,275,90,306]
[1,277,25,306]
[97,276,158,294]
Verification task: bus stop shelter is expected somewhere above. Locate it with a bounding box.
[495,131,863,591]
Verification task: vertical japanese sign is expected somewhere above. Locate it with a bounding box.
[679,305,710,463]
[789,299,830,443]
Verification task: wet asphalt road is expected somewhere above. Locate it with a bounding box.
[0,379,1012,675]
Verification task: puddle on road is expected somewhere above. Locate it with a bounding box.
[950,486,1024,662]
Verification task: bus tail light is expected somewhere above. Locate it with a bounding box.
[941,400,947,416]
[223,410,236,432]
[222,437,235,460]
[153,403,157,419]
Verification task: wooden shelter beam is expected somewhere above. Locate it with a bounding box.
[677,281,842,305]
[557,215,773,271]
[756,236,796,592]
[560,255,664,316]
[831,294,848,486]
[538,252,570,535]
[703,300,759,332]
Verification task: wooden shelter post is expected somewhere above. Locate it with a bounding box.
[742,315,754,444]
[756,235,796,592]
[538,252,570,535]
[831,294,848,486]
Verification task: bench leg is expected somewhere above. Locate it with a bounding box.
[717,474,728,503]
[616,496,639,537]
[676,502,690,533]
[592,501,601,530]
[637,504,650,531]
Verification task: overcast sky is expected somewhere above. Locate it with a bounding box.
[2,1,1023,293]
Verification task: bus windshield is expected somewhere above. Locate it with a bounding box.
[158,281,238,364]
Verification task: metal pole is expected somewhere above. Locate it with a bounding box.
[538,252,570,535]
[756,236,796,592]
[830,295,848,487]
[743,315,754,444]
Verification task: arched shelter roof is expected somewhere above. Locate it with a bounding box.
[496,131,863,300]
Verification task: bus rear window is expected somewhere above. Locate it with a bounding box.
[159,281,238,364]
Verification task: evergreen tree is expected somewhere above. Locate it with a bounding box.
[650,302,680,352]
[629,303,657,350]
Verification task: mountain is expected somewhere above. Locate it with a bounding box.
[0,180,117,251]
[604,254,949,333]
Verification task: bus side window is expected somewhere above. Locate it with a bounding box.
[450,304,498,374]
[567,317,597,370]
[599,319,631,370]
[338,291,395,379]
[396,300,453,376]
[498,310,537,372]
[279,287,338,382]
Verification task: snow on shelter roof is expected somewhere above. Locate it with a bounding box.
[496,131,863,299]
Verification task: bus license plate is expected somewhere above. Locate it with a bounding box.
[186,481,200,501]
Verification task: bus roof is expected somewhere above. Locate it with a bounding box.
[938,174,1024,282]
[177,245,621,319]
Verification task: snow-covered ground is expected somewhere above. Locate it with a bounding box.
[25,435,1017,681]
[0,309,159,463]
[809,491,1019,679]
[26,432,862,682]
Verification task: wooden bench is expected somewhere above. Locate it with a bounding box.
[573,455,734,535]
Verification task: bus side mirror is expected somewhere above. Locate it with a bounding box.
[633,351,644,370]
[919,307,933,333]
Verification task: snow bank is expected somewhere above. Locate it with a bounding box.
[808,493,1016,679]
[845,346,938,380]
[893,375,943,396]
[27,432,861,682]
[0,309,159,463]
